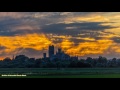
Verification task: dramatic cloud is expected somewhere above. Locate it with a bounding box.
[41,22,115,35]
[0,12,120,59]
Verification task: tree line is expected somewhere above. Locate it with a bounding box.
[0,55,120,68]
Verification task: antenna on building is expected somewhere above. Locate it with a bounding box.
[12,55,15,60]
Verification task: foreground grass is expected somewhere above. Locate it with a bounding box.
[31,74,120,78]
[1,74,120,78]
[0,68,120,78]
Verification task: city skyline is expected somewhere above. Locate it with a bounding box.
[1,12,120,60]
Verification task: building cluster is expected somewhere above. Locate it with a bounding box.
[43,45,78,60]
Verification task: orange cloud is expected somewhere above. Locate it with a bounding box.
[60,39,113,57]
[0,33,52,56]
[60,39,75,50]
[75,37,95,41]
[110,43,120,53]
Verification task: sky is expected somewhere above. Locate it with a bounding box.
[0,12,120,59]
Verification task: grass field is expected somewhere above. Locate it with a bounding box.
[0,68,120,78]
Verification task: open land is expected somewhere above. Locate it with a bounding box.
[0,68,120,78]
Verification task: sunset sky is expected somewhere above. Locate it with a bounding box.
[0,12,120,60]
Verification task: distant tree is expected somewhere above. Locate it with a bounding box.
[112,58,117,63]
[96,63,104,67]
[56,61,61,69]
[3,57,11,62]
[77,61,91,68]
[34,59,42,68]
[98,56,107,64]
[60,60,70,68]
[86,57,93,63]
[14,55,29,63]
[47,61,56,68]
[80,59,85,63]
[68,61,78,68]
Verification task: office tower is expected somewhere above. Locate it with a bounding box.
[48,45,54,58]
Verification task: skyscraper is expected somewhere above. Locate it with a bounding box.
[48,45,54,58]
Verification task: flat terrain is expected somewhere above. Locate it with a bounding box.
[0,68,120,78]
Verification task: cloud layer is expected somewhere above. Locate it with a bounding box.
[0,12,120,59]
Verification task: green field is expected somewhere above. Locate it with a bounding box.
[0,68,120,78]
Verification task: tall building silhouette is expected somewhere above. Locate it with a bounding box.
[43,53,46,59]
[48,45,54,58]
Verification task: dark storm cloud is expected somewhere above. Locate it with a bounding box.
[70,38,95,44]
[0,12,114,36]
[111,37,120,43]
[0,18,24,36]
[41,22,116,36]
[0,18,22,28]
[0,17,40,36]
